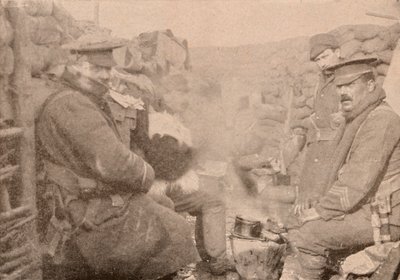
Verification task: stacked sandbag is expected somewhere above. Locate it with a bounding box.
[136,29,191,76]
[0,3,14,121]
[329,23,400,86]
[25,0,111,76]
[241,23,400,181]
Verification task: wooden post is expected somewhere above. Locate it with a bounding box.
[0,76,14,122]
[6,0,35,209]
[6,2,41,279]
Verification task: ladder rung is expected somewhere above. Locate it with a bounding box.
[0,165,19,182]
[0,127,23,139]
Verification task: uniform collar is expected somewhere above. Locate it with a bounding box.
[61,66,109,109]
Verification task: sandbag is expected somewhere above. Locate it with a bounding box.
[383,40,400,116]
[27,16,63,45]
[376,63,389,76]
[377,49,393,65]
[332,28,354,45]
[292,106,313,120]
[353,24,384,42]
[28,44,48,76]
[340,39,362,59]
[305,96,314,109]
[24,0,53,16]
[361,37,390,54]
[157,33,187,70]
[299,61,318,75]
[376,75,385,87]
[388,23,400,42]
[301,73,319,88]
[379,29,397,50]
[0,15,13,47]
[257,118,284,128]
[137,30,189,74]
[113,42,144,73]
[388,23,400,35]
[351,51,367,59]
[293,94,307,109]
[0,46,14,76]
[254,103,286,123]
[299,85,316,99]
[28,44,68,76]
[52,1,83,40]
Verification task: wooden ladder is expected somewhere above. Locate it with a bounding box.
[0,1,41,279]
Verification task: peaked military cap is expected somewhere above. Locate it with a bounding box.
[327,57,379,86]
[62,34,127,68]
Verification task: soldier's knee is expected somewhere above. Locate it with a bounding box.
[288,226,323,255]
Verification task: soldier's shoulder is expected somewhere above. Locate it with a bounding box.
[370,102,400,122]
[41,88,96,121]
[46,88,90,109]
[365,102,400,132]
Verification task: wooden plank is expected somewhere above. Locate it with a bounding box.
[0,205,31,223]
[0,128,23,140]
[0,165,19,182]
[0,185,11,212]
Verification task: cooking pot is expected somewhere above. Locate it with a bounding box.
[233,215,262,239]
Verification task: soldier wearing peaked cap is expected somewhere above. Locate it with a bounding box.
[36,35,199,279]
[280,57,400,280]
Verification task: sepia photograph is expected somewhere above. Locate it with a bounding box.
[1,0,400,279]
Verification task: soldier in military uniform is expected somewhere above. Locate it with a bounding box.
[36,36,199,280]
[108,66,233,276]
[291,33,342,214]
[281,58,400,280]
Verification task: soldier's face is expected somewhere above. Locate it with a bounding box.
[314,48,340,71]
[89,65,111,84]
[337,77,374,113]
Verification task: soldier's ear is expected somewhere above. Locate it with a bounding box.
[367,79,376,93]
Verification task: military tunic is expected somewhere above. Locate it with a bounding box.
[298,73,341,199]
[289,102,400,279]
[36,69,200,279]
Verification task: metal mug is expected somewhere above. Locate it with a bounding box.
[233,215,262,239]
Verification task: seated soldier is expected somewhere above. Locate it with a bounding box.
[36,36,199,280]
[107,68,234,276]
[280,58,400,280]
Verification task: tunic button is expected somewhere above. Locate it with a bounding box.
[314,158,319,162]
[321,94,324,97]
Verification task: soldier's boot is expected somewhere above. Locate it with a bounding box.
[296,252,327,280]
[280,254,301,280]
[195,202,235,275]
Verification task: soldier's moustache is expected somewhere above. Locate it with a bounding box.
[341,95,352,102]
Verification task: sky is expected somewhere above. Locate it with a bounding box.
[62,0,400,47]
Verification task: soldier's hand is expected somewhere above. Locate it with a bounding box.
[290,117,313,131]
[141,162,155,193]
[236,154,271,171]
[298,208,321,225]
[293,194,317,215]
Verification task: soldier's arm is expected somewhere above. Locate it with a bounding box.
[315,110,400,220]
[48,93,154,192]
